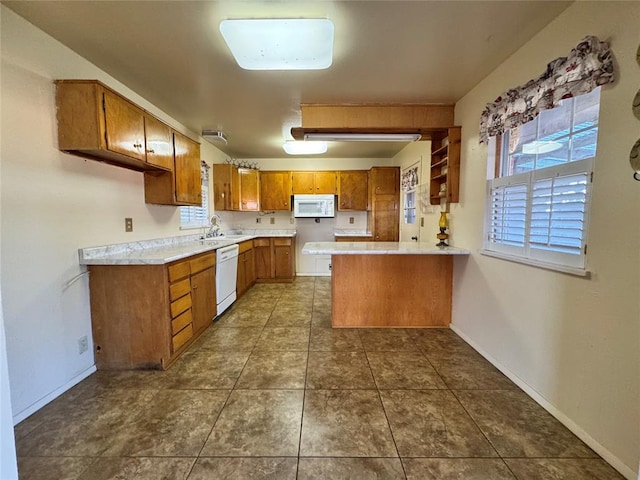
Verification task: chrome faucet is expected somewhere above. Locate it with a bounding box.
[206,214,223,238]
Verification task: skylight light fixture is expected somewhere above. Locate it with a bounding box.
[283,140,327,155]
[219,19,334,70]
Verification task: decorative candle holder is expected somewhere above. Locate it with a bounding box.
[436,211,449,247]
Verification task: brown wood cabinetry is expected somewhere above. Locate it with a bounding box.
[55,80,174,172]
[253,237,296,282]
[292,171,336,194]
[88,251,215,370]
[430,127,461,205]
[236,240,256,298]
[337,170,368,211]
[144,114,174,170]
[334,236,371,242]
[213,164,260,211]
[369,167,400,241]
[260,171,292,211]
[144,132,202,206]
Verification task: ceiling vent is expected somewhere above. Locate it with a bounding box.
[202,130,228,144]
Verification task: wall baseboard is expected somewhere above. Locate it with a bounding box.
[12,365,96,425]
[450,324,637,480]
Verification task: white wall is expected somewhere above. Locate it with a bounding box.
[451,2,640,478]
[0,6,227,422]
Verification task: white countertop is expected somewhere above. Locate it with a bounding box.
[79,230,296,265]
[302,241,470,255]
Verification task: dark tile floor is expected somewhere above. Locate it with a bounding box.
[15,277,624,479]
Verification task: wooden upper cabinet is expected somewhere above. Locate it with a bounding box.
[337,170,368,211]
[213,164,259,211]
[174,132,202,205]
[370,167,399,195]
[239,168,260,211]
[260,171,292,211]
[103,90,146,161]
[144,114,174,171]
[291,171,336,194]
[55,80,172,172]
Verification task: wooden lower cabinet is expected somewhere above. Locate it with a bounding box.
[253,237,296,282]
[236,240,256,298]
[88,251,216,370]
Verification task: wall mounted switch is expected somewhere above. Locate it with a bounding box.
[256,217,261,223]
[270,217,275,224]
[349,217,354,224]
[125,218,133,232]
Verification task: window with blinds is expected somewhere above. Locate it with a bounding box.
[483,88,599,272]
[180,180,210,229]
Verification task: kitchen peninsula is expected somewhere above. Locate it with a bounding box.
[303,242,469,328]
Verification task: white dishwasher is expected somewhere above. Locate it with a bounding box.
[215,244,239,316]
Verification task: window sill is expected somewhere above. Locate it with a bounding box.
[180,225,207,231]
[479,249,591,278]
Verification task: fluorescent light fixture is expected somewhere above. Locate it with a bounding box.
[202,130,228,144]
[304,133,422,142]
[283,140,328,155]
[522,140,563,154]
[219,19,334,70]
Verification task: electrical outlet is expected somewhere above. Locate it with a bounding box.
[125,217,133,232]
[256,217,261,224]
[78,336,88,355]
[290,217,294,224]
[270,217,275,224]
[349,217,354,224]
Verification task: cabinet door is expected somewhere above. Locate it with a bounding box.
[338,171,368,210]
[253,239,272,279]
[291,172,315,194]
[274,239,293,280]
[174,133,202,205]
[372,196,399,241]
[314,171,337,194]
[260,171,292,211]
[144,115,174,170]
[239,168,260,211]
[103,90,146,161]
[236,252,247,296]
[245,247,256,286]
[371,167,399,195]
[190,267,216,334]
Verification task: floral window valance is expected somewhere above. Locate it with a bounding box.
[401,166,419,191]
[479,35,615,143]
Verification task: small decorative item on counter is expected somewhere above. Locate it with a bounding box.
[436,211,449,247]
[439,183,447,197]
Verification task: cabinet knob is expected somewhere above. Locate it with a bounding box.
[284,202,288,206]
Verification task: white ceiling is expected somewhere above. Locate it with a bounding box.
[3,0,571,159]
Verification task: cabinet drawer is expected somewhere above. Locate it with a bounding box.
[190,253,215,274]
[172,323,193,351]
[168,261,190,282]
[171,309,193,335]
[273,238,292,246]
[253,238,270,247]
[170,294,192,318]
[169,277,191,301]
[238,240,253,255]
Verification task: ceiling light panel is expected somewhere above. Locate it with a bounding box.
[283,140,327,155]
[220,19,334,70]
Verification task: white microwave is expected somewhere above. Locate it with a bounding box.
[293,194,335,218]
